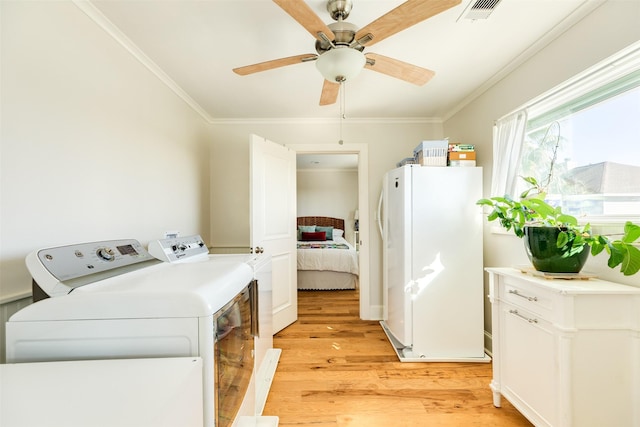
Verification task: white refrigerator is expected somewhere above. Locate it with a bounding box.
[380,165,489,362]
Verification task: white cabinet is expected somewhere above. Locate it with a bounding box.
[487,268,640,427]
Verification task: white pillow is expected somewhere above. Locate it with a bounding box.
[333,229,344,239]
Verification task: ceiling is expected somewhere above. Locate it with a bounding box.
[89,0,597,121]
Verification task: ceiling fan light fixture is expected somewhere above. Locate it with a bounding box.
[315,47,365,83]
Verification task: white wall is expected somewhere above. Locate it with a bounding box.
[297,169,359,244]
[0,1,212,300]
[210,120,444,310]
[443,0,640,347]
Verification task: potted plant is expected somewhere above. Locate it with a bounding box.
[477,181,640,275]
[477,122,640,276]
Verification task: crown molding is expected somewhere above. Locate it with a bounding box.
[208,116,443,125]
[73,0,214,123]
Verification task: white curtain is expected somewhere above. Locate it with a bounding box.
[491,109,528,197]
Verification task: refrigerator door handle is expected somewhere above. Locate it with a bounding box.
[377,190,384,239]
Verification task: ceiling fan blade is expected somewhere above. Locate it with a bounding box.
[273,0,336,42]
[355,0,461,47]
[365,53,435,86]
[233,54,317,76]
[319,80,340,106]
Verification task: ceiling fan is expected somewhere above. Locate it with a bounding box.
[233,0,461,106]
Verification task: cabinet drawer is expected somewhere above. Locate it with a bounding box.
[500,276,554,320]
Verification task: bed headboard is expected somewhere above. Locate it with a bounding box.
[297,216,345,231]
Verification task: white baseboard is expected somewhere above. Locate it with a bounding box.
[368,304,384,320]
[255,348,281,415]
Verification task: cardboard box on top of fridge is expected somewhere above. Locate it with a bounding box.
[448,143,476,163]
[413,140,448,167]
[449,151,476,160]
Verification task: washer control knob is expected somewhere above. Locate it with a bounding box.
[96,247,115,261]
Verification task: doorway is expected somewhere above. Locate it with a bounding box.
[288,143,371,320]
[296,153,359,246]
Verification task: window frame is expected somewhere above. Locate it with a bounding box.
[499,42,640,229]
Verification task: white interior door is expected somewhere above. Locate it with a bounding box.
[250,134,297,334]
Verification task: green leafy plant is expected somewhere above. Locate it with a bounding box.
[477,176,640,276]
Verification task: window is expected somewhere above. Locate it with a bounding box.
[512,44,640,224]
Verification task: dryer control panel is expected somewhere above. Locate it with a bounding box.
[148,235,208,263]
[27,239,160,299]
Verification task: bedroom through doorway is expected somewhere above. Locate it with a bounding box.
[291,144,371,320]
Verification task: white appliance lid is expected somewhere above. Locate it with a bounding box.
[11,259,253,321]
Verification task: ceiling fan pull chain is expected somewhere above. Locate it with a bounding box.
[339,82,345,144]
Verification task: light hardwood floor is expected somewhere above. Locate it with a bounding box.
[262,289,533,427]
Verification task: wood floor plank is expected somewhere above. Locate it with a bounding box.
[263,289,533,427]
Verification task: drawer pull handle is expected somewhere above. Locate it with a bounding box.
[509,309,538,324]
[509,289,538,302]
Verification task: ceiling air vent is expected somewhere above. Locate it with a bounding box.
[458,0,503,21]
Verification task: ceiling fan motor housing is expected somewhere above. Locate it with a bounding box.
[315,21,362,54]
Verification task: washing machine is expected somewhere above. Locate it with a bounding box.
[5,238,259,427]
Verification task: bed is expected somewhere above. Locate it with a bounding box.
[296,216,359,290]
